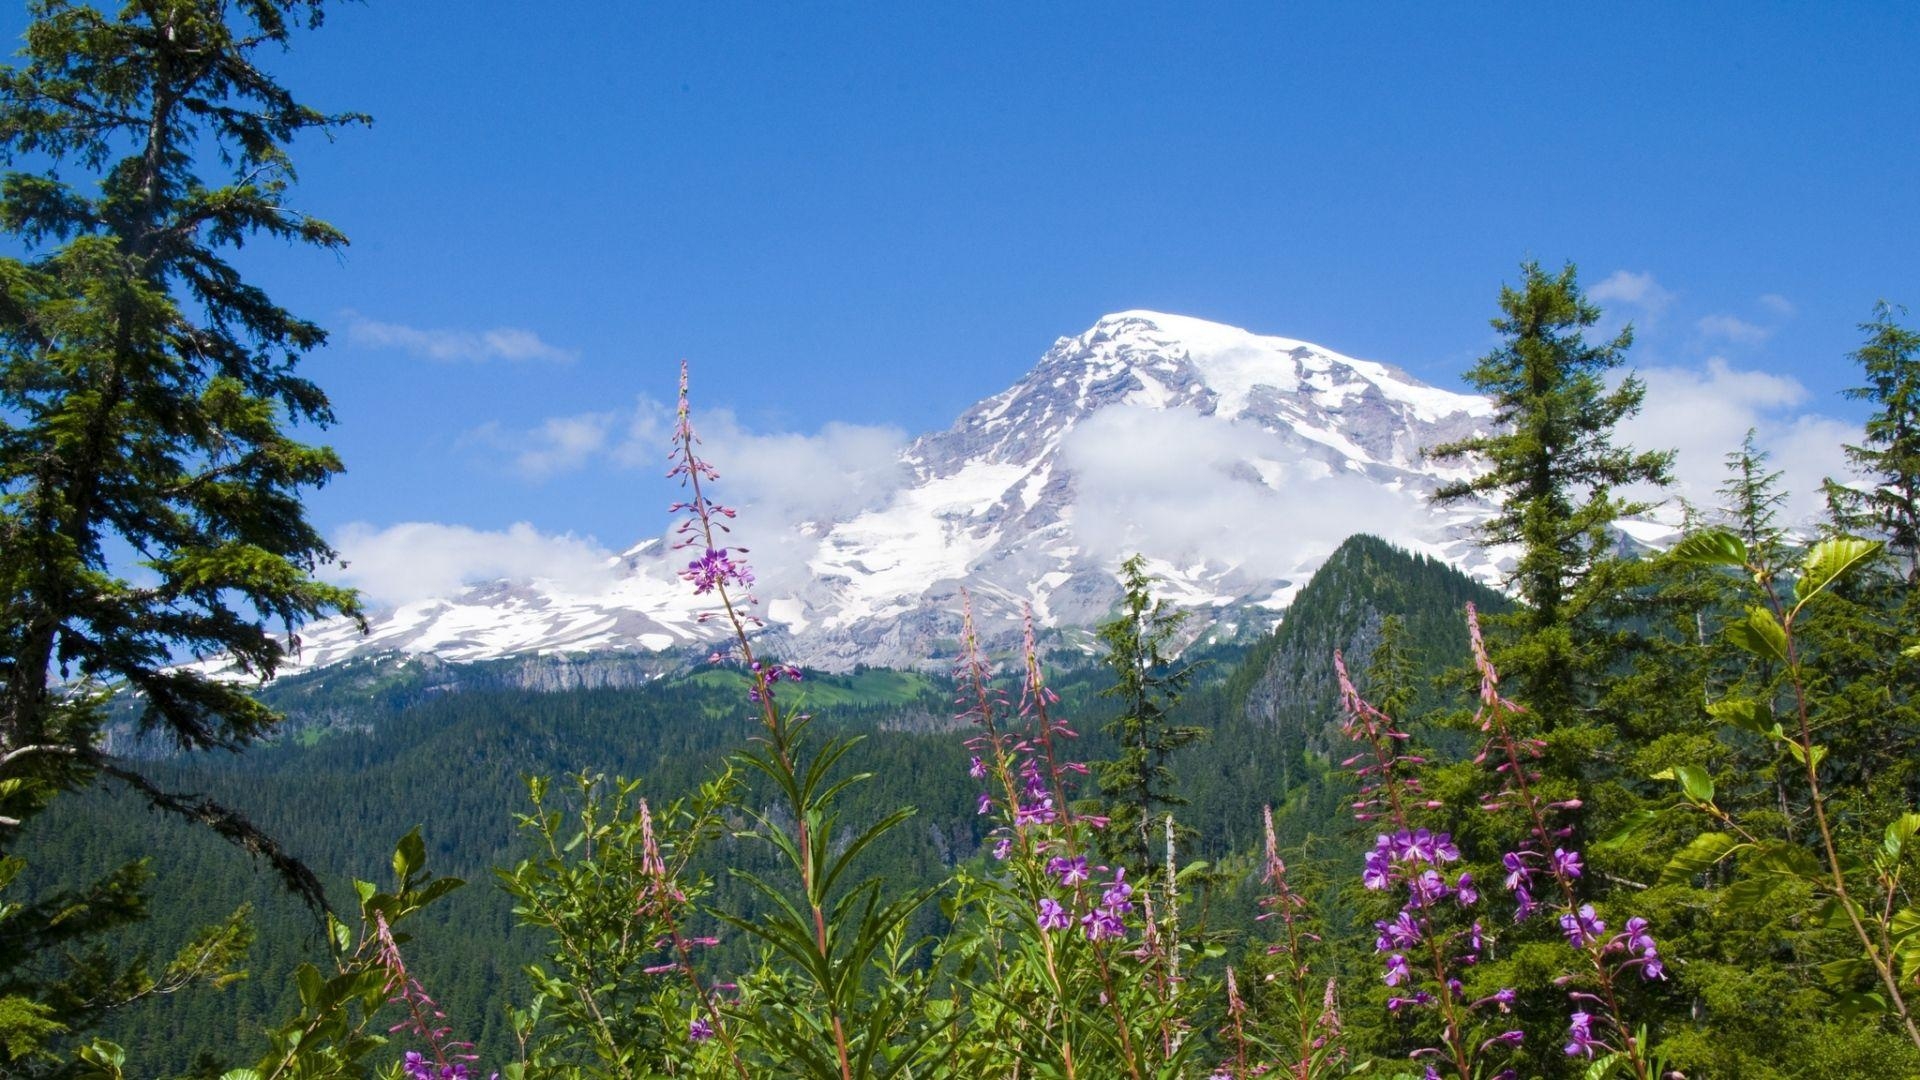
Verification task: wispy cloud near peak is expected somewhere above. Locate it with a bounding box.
[342,311,578,364]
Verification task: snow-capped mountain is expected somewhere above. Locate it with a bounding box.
[269,311,1520,674]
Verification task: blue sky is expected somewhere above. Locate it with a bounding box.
[7,2,1918,603]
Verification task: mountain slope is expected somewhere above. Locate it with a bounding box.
[266,311,1513,675]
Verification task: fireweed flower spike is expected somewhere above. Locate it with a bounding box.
[1336,652,1517,1080]
[669,365,849,1080]
[1464,603,1664,1078]
[377,913,482,1078]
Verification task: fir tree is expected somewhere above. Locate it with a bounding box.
[1825,301,1920,583]
[1089,554,1205,876]
[1720,429,1789,570]
[1429,261,1673,728]
[0,0,362,819]
[0,2,360,1062]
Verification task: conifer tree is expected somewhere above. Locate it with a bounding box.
[1429,261,1673,728]
[0,1,362,1062]
[1721,429,1789,569]
[1090,554,1205,875]
[0,0,361,818]
[1825,302,1920,583]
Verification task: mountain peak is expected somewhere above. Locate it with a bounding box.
[1063,310,1490,425]
[260,312,1514,679]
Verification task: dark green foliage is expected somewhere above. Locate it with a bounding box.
[0,0,364,782]
[1430,260,1673,729]
[1088,554,1206,876]
[0,2,362,1068]
[1826,302,1920,581]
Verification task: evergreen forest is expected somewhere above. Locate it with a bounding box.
[3,4,1920,1080]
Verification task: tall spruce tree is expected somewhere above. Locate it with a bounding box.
[1089,554,1205,875]
[1429,261,1673,728]
[1825,302,1920,583]
[0,1,362,1062]
[0,0,361,814]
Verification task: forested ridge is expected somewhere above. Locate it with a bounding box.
[22,533,1493,1070]
[6,4,1920,1078]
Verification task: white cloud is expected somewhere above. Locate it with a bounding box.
[483,412,616,478]
[647,409,912,592]
[454,396,910,593]
[1589,270,1675,314]
[1696,313,1772,345]
[343,311,577,364]
[329,521,618,606]
[1060,406,1430,575]
[1617,358,1856,528]
[1759,293,1797,318]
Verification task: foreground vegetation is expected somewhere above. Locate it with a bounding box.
[4,3,1920,1078]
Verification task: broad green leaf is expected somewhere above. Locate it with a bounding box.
[1600,807,1663,849]
[1885,813,1920,860]
[1820,956,1874,989]
[1658,831,1739,886]
[1831,990,1893,1020]
[294,963,323,1009]
[1724,874,1785,912]
[1583,1054,1628,1080]
[1784,740,1829,771]
[393,828,426,881]
[1724,606,1788,664]
[1750,840,1824,880]
[1669,529,1748,568]
[1707,696,1772,735]
[1672,764,1715,805]
[1795,537,1883,603]
[1893,908,1920,938]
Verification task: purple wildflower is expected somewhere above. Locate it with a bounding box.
[1407,868,1452,908]
[1551,848,1584,879]
[1081,907,1127,941]
[1038,897,1072,932]
[1364,841,1394,891]
[1564,1010,1601,1058]
[1502,851,1532,891]
[1385,952,1411,987]
[1560,904,1606,948]
[689,1017,714,1043]
[680,548,753,595]
[1481,1031,1524,1050]
[1047,855,1089,885]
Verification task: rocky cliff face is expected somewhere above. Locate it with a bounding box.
[254,311,1522,677]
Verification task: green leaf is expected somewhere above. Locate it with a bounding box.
[1669,529,1748,567]
[1724,606,1789,664]
[1670,764,1715,805]
[1583,1053,1628,1080]
[1658,831,1739,886]
[1706,696,1773,735]
[393,828,426,881]
[293,964,323,1009]
[1750,839,1825,880]
[1600,807,1663,849]
[1885,813,1920,860]
[1795,537,1883,603]
[1784,740,1829,771]
[1724,874,1785,912]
